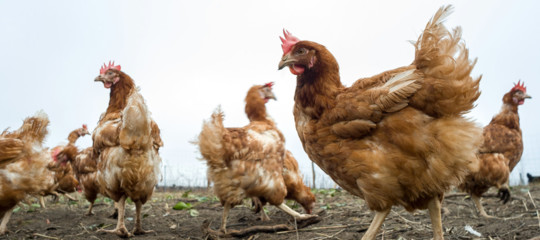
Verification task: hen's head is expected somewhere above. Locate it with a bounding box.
[277,30,337,76]
[505,80,531,106]
[298,185,316,214]
[259,82,277,103]
[94,61,122,89]
[78,124,90,136]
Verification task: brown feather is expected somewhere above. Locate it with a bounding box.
[0,112,56,233]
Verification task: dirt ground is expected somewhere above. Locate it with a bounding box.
[2,184,540,240]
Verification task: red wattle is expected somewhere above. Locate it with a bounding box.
[289,64,305,75]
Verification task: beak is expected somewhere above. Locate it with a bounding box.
[525,94,532,99]
[94,75,103,82]
[269,92,277,101]
[278,53,296,70]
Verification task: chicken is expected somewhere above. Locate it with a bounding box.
[245,83,315,219]
[459,81,531,218]
[92,61,162,237]
[197,83,313,233]
[39,125,90,207]
[277,6,481,240]
[0,111,57,235]
[527,173,540,184]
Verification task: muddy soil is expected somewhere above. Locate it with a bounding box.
[2,185,539,240]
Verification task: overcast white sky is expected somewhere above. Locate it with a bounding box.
[1,0,538,186]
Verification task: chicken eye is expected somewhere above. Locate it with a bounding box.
[107,71,113,75]
[295,48,308,55]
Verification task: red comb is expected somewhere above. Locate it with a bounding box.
[82,124,87,130]
[99,61,121,74]
[51,147,62,162]
[511,80,527,93]
[264,82,274,89]
[280,29,300,55]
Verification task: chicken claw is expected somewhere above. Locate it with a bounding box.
[98,226,132,238]
[497,187,511,204]
[132,227,155,236]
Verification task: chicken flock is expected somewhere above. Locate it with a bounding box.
[0,5,534,239]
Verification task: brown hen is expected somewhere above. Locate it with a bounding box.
[278,6,482,240]
[246,83,315,219]
[459,81,531,218]
[92,62,163,237]
[197,83,314,233]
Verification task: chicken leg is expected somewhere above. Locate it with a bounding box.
[39,196,47,209]
[260,207,270,221]
[132,200,154,235]
[0,207,14,235]
[428,197,444,240]
[85,200,95,216]
[98,196,130,238]
[471,194,497,219]
[63,193,77,201]
[361,208,390,240]
[220,203,232,233]
[276,203,313,220]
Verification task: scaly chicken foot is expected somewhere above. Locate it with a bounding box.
[471,194,498,219]
[39,196,47,209]
[85,201,95,216]
[98,196,131,238]
[132,200,154,235]
[276,203,313,220]
[63,193,77,201]
[428,197,444,240]
[0,207,14,235]
[219,204,232,233]
[361,208,390,240]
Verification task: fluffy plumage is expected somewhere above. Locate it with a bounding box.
[459,82,531,218]
[72,147,99,215]
[93,64,162,237]
[278,6,481,240]
[0,111,57,234]
[246,84,315,218]
[39,126,90,206]
[253,150,315,218]
[197,84,312,233]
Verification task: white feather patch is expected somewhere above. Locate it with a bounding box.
[464,225,481,237]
